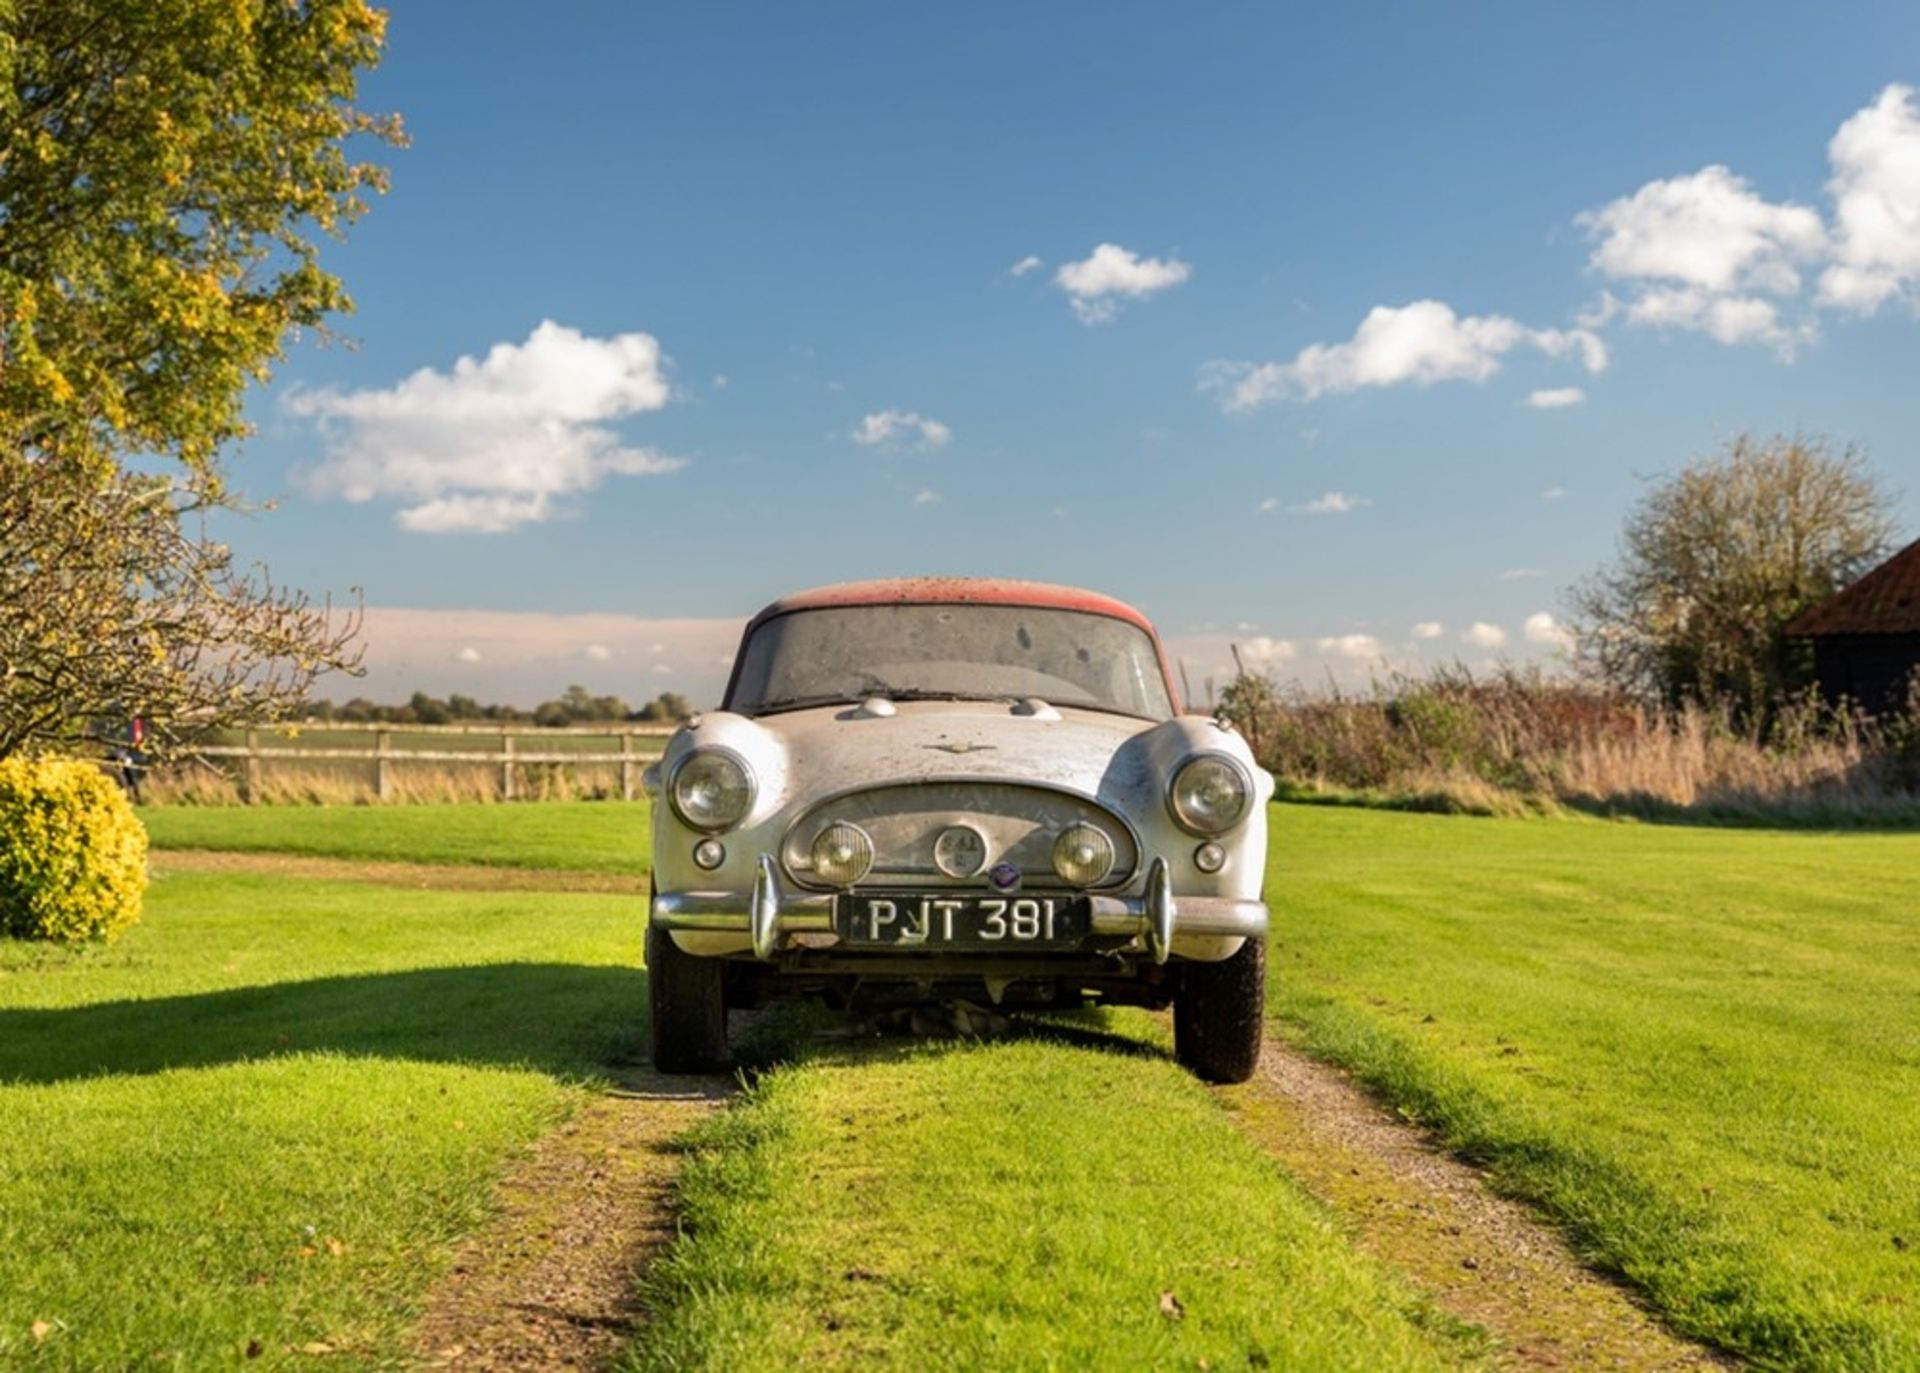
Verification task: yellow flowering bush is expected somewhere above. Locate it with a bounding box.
[0,756,149,944]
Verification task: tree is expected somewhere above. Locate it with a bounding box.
[0,0,400,758]
[0,461,361,759]
[1569,434,1897,719]
[635,691,692,723]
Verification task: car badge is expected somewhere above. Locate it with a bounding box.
[926,740,995,755]
[988,861,1021,891]
[932,825,988,878]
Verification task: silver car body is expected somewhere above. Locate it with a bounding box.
[645,583,1273,1000]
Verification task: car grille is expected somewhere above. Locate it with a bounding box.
[780,781,1138,890]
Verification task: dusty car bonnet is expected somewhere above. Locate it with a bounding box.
[668,698,1238,820]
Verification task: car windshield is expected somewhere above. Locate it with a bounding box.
[727,603,1175,721]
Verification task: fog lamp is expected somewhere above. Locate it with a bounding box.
[1051,823,1115,886]
[811,822,874,887]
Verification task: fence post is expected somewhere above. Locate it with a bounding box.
[501,733,516,802]
[375,729,392,802]
[621,732,636,802]
[244,729,260,805]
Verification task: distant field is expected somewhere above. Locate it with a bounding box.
[198,725,672,754]
[0,868,643,1368]
[148,726,672,805]
[1269,807,1920,1369]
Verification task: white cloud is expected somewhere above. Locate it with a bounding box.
[1206,300,1606,410]
[1541,485,1569,501]
[455,646,482,664]
[1008,255,1045,278]
[1316,634,1384,659]
[1818,85,1920,313]
[1237,635,1297,664]
[1580,164,1825,295]
[1576,147,1836,353]
[583,644,611,662]
[712,374,729,390]
[1256,497,1282,513]
[1463,621,1508,649]
[1289,490,1370,515]
[1623,285,1801,348]
[913,489,943,506]
[1499,567,1547,581]
[287,321,683,533]
[1412,621,1444,640]
[852,409,952,449]
[1054,243,1192,324]
[1524,612,1576,649]
[1526,386,1586,409]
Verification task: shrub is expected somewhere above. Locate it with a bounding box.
[1221,664,1920,823]
[0,756,149,944]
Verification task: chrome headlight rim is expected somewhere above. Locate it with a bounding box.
[1168,752,1253,836]
[667,746,757,833]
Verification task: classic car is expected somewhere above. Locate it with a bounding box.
[643,578,1274,1083]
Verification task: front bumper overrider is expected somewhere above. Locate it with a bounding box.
[650,855,1268,964]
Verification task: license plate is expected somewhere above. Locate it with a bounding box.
[839,893,1090,950]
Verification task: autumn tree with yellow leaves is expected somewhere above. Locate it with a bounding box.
[0,0,402,759]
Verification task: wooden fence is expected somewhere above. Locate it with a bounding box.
[192,722,678,803]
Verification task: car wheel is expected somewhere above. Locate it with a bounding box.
[647,920,728,1073]
[1173,937,1265,1084]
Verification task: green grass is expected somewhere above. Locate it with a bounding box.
[1268,804,1920,1370]
[0,867,647,1368]
[139,798,653,874]
[622,1030,1481,1371]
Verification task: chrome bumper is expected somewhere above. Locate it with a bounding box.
[650,855,1269,964]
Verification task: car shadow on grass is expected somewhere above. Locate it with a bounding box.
[0,963,650,1086]
[728,999,1175,1076]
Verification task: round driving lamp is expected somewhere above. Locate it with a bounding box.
[1169,754,1252,835]
[1051,822,1115,887]
[669,748,755,832]
[811,821,875,887]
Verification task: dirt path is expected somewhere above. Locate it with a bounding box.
[1224,1037,1732,1371]
[412,1068,730,1371]
[152,848,648,895]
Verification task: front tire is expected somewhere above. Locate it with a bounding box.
[647,921,728,1073]
[1173,937,1265,1084]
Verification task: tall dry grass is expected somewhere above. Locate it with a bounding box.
[1228,665,1920,824]
[140,760,636,806]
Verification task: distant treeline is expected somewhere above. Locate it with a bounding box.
[299,685,694,728]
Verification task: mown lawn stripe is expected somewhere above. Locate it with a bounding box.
[622,1036,1486,1372]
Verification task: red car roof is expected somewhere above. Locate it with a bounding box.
[733,577,1181,711]
[749,577,1160,635]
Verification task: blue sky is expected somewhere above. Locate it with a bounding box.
[228,2,1920,706]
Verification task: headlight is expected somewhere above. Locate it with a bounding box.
[1169,754,1251,835]
[1051,823,1115,886]
[811,822,874,886]
[669,748,755,831]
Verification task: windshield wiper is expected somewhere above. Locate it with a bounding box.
[749,685,1024,715]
